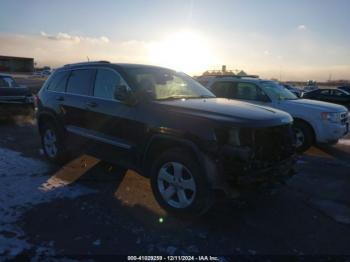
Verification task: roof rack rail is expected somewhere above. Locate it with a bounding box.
[199,74,259,79]
[64,60,110,67]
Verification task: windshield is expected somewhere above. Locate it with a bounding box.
[125,68,216,100]
[0,76,18,88]
[261,81,298,100]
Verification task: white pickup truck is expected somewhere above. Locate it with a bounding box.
[199,75,349,152]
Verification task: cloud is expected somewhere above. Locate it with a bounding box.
[40,31,110,44]
[1,31,349,80]
[297,24,307,30]
[0,32,148,68]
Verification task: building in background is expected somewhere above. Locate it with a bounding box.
[0,55,34,72]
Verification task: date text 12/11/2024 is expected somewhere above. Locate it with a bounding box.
[127,256,220,261]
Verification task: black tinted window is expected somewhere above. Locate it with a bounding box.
[234,82,264,101]
[332,90,347,96]
[66,69,93,95]
[47,71,70,92]
[93,69,122,100]
[320,90,330,95]
[211,82,234,97]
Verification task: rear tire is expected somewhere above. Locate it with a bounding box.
[40,121,70,165]
[150,148,213,218]
[293,120,314,153]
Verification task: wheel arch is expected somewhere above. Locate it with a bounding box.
[293,117,316,143]
[141,134,204,177]
[37,111,62,134]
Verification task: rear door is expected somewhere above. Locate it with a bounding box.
[211,81,271,106]
[62,68,95,136]
[315,89,330,101]
[210,81,235,98]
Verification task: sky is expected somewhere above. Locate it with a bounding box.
[0,0,349,81]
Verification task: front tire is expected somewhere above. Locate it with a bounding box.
[293,121,314,153]
[150,148,213,218]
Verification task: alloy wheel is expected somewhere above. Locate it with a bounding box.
[43,129,58,158]
[294,128,305,148]
[157,162,196,208]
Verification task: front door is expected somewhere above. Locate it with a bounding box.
[83,68,145,168]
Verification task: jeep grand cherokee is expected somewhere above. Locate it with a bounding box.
[36,61,296,217]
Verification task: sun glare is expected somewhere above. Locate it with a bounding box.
[148,31,215,75]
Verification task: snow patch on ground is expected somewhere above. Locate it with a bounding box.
[0,147,95,259]
[338,139,350,146]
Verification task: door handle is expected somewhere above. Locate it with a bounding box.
[56,96,64,101]
[86,101,97,108]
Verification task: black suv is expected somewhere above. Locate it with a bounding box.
[37,61,296,216]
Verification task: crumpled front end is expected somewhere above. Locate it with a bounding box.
[217,124,297,187]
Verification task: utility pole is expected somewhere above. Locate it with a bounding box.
[279,65,282,82]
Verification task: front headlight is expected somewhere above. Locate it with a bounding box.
[228,128,241,146]
[321,112,341,123]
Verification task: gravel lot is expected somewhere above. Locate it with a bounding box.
[0,115,349,260]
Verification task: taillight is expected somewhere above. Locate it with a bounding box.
[34,94,39,108]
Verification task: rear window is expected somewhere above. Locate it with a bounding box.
[66,69,94,95]
[47,71,70,92]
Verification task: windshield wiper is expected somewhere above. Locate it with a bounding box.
[156,95,194,101]
[156,94,216,101]
[197,95,216,98]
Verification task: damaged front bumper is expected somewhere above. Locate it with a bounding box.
[220,144,296,185]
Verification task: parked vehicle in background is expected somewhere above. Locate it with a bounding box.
[303,80,318,92]
[281,83,303,97]
[338,85,350,93]
[33,70,51,78]
[199,75,349,152]
[302,88,350,108]
[36,61,296,217]
[0,73,34,116]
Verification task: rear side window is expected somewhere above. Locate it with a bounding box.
[234,82,262,101]
[210,81,234,97]
[320,90,330,95]
[332,89,347,96]
[66,69,94,95]
[93,69,125,100]
[47,71,70,92]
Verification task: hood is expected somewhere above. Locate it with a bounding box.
[154,98,293,127]
[285,99,348,113]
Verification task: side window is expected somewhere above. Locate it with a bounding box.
[47,71,70,92]
[66,69,94,95]
[93,69,126,100]
[235,82,265,101]
[210,82,234,97]
[320,90,330,95]
[332,90,345,97]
